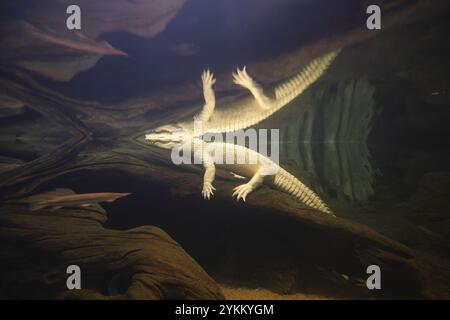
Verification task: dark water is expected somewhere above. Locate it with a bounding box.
[42,0,368,101]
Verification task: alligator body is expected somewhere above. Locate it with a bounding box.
[191,139,332,214]
[145,50,339,215]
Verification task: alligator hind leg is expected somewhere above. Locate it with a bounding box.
[232,66,273,109]
[232,167,266,202]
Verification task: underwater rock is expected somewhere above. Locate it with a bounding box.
[0,0,186,80]
[17,188,131,211]
[0,19,126,81]
[16,54,105,82]
[0,193,224,300]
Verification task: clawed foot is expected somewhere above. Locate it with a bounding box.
[232,183,254,202]
[202,182,216,200]
[232,66,254,89]
[202,69,216,88]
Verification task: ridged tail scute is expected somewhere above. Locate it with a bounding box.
[274,168,334,216]
[274,49,340,108]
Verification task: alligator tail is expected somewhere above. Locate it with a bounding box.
[273,167,333,216]
[274,49,340,108]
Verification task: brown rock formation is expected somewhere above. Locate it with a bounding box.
[0,0,186,80]
[0,194,224,300]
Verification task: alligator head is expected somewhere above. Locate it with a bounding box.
[145,122,193,150]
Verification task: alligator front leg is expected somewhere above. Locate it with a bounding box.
[195,69,216,122]
[232,167,266,202]
[201,156,216,199]
[194,139,216,199]
[232,66,273,109]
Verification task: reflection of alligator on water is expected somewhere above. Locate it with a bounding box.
[271,78,378,204]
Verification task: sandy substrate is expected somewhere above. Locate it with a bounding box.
[220,285,337,300]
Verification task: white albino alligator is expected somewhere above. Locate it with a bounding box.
[145,50,339,215]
